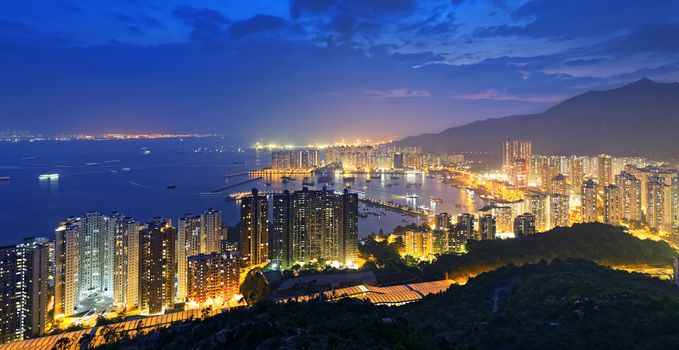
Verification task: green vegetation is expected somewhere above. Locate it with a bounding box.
[91,224,679,349]
[239,269,270,305]
[97,260,679,349]
[420,223,675,281]
[359,223,675,282]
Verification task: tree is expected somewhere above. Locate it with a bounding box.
[240,270,269,305]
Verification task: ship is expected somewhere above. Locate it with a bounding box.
[38,173,59,180]
[0,176,10,181]
[406,193,418,199]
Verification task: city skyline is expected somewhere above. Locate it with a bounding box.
[2,1,679,348]
[2,1,679,142]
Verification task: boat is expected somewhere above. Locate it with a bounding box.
[38,173,59,180]
[303,181,315,186]
[406,193,418,199]
[365,178,371,183]
[371,174,381,179]
[122,167,131,171]
[363,186,370,191]
[427,175,435,179]
[86,162,100,166]
[343,176,355,183]
[0,176,10,181]
[167,184,176,189]
[110,170,118,173]
[431,196,443,204]
[264,182,272,186]
[104,160,120,163]
[390,175,400,180]
[20,156,39,160]
[233,161,246,164]
[143,150,151,155]
[282,178,289,184]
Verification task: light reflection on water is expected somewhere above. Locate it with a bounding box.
[0,138,485,244]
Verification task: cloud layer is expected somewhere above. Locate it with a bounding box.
[1,0,678,142]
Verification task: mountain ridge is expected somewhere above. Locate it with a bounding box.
[398,78,679,161]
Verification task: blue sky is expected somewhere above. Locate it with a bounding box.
[1,0,679,143]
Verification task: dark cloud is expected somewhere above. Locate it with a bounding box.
[115,13,164,28]
[605,24,679,54]
[290,0,417,43]
[475,0,679,40]
[290,0,336,18]
[229,15,287,38]
[1,0,679,141]
[173,6,231,43]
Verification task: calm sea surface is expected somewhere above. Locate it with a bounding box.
[0,138,483,245]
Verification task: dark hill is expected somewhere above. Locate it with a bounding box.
[97,260,679,350]
[398,78,679,160]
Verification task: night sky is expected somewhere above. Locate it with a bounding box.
[2,0,679,143]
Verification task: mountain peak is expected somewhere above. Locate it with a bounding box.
[630,76,657,86]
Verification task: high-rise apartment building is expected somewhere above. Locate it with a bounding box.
[177,214,201,303]
[456,213,476,240]
[404,231,434,259]
[514,214,536,237]
[434,212,452,231]
[202,209,223,254]
[646,176,665,230]
[616,171,642,222]
[110,214,139,308]
[581,179,599,223]
[550,174,568,195]
[524,192,548,232]
[598,154,613,186]
[503,140,532,186]
[570,156,585,190]
[549,194,570,229]
[0,238,49,343]
[78,212,114,298]
[241,189,269,268]
[138,219,176,315]
[187,251,240,305]
[478,214,496,240]
[272,187,358,268]
[271,149,320,170]
[603,184,622,226]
